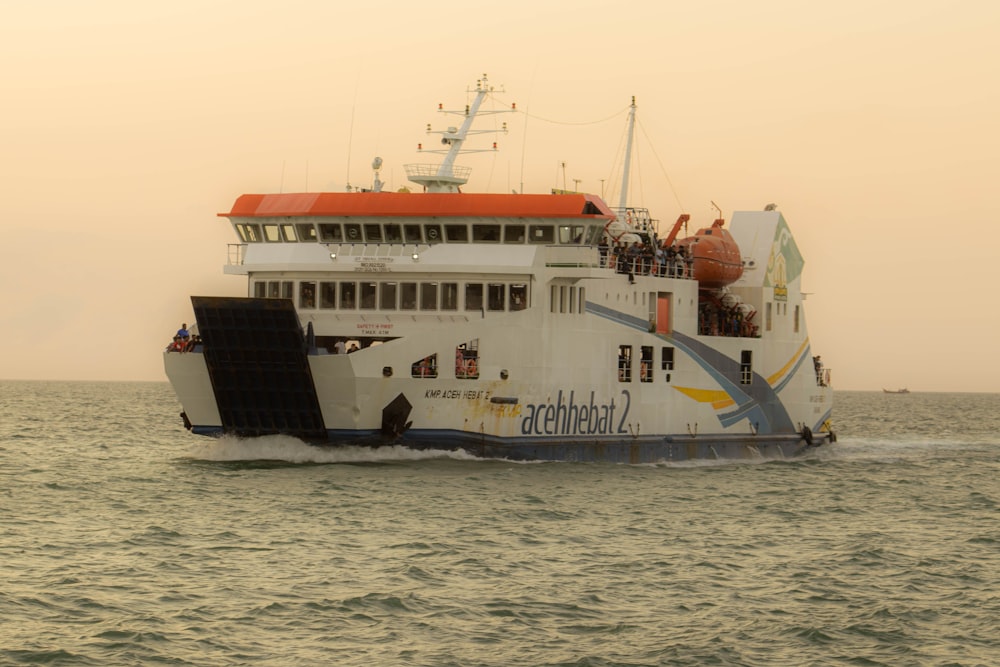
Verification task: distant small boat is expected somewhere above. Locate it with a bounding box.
[883,388,910,394]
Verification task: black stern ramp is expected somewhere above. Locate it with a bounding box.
[192,296,327,441]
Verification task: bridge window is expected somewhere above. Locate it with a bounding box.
[263,224,281,242]
[237,223,263,243]
[364,224,383,242]
[296,223,317,242]
[318,223,343,242]
[384,224,403,242]
[424,224,442,243]
[280,223,297,241]
[445,224,468,242]
[404,224,422,242]
[529,224,554,243]
[504,225,526,243]
[473,224,501,242]
[558,225,586,244]
[344,223,362,242]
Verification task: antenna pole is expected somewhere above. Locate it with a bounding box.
[618,96,637,211]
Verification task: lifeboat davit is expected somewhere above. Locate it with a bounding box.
[678,219,744,289]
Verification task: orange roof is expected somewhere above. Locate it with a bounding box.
[221,192,616,220]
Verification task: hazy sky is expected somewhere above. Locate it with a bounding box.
[3,1,998,392]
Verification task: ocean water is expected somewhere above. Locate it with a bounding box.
[1,383,998,667]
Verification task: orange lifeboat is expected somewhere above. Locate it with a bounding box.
[678,219,743,289]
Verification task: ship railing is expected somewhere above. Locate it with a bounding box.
[599,251,693,280]
[227,243,247,265]
[610,206,657,233]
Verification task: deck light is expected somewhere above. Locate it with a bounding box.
[329,252,337,260]
[412,252,420,262]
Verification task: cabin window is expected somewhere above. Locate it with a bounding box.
[455,340,479,379]
[359,282,377,309]
[384,224,403,242]
[487,284,505,311]
[296,223,317,242]
[640,346,653,383]
[420,282,438,310]
[379,282,397,310]
[318,223,343,242]
[794,305,800,333]
[320,282,336,308]
[662,347,674,382]
[404,224,422,242]
[740,350,753,385]
[253,281,266,298]
[578,286,586,313]
[504,225,526,243]
[344,223,362,242]
[618,345,632,382]
[549,286,557,313]
[510,284,528,310]
[473,224,501,242]
[765,302,772,331]
[280,223,297,241]
[400,282,417,310]
[529,224,554,243]
[445,224,469,242]
[661,347,675,371]
[441,283,459,310]
[364,224,383,242]
[411,354,438,379]
[465,283,484,311]
[263,224,281,242]
[340,282,357,309]
[424,224,442,243]
[299,281,316,309]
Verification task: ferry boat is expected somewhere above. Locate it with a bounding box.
[164,76,835,462]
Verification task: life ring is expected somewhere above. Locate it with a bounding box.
[467,358,477,376]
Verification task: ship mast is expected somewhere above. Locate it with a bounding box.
[405,75,513,193]
[618,96,637,212]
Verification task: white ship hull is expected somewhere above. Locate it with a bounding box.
[164,81,833,461]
